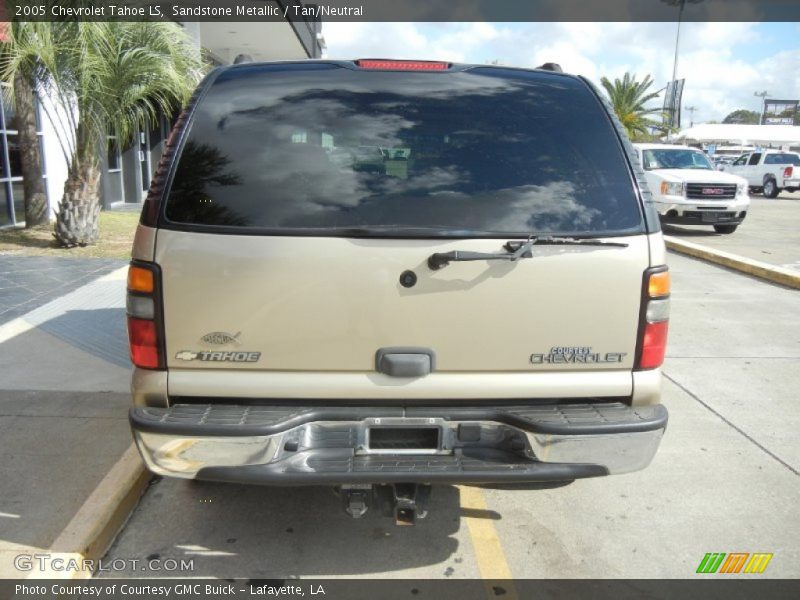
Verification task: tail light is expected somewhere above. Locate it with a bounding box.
[636,266,670,370]
[356,59,449,71]
[126,262,165,370]
[784,166,793,179]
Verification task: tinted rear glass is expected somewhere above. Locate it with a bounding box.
[764,153,800,165]
[164,64,643,236]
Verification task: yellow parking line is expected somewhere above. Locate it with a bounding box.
[459,485,518,599]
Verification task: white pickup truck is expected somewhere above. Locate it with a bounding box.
[721,149,800,198]
[633,143,750,234]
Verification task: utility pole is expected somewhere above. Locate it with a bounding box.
[685,106,697,127]
[754,91,769,124]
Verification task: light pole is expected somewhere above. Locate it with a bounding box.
[754,91,769,124]
[662,0,702,137]
[670,1,685,94]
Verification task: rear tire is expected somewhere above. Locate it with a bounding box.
[763,179,779,198]
[713,224,738,234]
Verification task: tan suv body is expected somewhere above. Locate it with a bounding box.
[126,61,669,513]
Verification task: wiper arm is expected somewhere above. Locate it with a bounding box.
[428,237,535,270]
[428,236,628,270]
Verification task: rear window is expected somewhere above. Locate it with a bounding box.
[764,153,800,165]
[164,63,643,236]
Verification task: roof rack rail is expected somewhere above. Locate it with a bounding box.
[536,63,563,72]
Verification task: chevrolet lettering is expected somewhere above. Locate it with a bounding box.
[530,350,628,364]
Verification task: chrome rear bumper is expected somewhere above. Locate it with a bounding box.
[130,402,667,484]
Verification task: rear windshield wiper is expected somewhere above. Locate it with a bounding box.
[428,236,628,270]
[336,226,474,237]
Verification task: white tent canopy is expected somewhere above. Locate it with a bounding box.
[675,124,800,146]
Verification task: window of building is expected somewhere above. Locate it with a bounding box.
[107,136,121,171]
[0,82,48,227]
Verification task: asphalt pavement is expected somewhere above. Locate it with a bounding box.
[664,192,800,271]
[99,252,799,579]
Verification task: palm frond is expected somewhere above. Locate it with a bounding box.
[600,72,664,139]
[1,21,204,170]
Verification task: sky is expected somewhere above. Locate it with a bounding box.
[321,22,800,126]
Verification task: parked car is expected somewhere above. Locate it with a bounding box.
[632,143,750,234]
[711,155,735,170]
[127,60,669,523]
[720,150,800,198]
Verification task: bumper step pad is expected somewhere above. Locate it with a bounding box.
[131,401,667,437]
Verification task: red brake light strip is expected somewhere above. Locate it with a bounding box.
[356,60,449,71]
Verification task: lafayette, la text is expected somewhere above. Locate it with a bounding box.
[17,583,325,597]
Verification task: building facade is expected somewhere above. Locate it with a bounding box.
[0,83,44,227]
[1,14,323,226]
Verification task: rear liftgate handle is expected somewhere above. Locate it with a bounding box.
[375,347,436,377]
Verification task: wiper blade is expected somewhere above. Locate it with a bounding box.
[504,236,629,251]
[428,236,628,270]
[428,237,536,270]
[338,226,468,237]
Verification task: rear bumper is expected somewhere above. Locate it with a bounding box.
[130,402,667,484]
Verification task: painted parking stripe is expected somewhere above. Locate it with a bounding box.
[459,485,518,599]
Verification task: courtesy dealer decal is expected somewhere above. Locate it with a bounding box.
[530,346,627,365]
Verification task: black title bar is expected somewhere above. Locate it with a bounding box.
[6,0,800,22]
[2,579,800,600]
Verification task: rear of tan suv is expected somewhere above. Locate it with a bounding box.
[127,60,669,520]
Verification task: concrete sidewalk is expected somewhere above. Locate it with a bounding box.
[0,258,136,578]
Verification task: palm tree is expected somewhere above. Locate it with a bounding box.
[0,41,48,227]
[14,69,49,227]
[600,73,663,140]
[1,22,203,246]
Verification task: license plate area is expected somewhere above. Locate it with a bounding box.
[700,211,735,223]
[367,426,441,453]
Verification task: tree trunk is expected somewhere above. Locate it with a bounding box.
[53,159,101,247]
[13,72,48,228]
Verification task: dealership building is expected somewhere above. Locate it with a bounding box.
[0,16,324,227]
[675,123,800,153]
